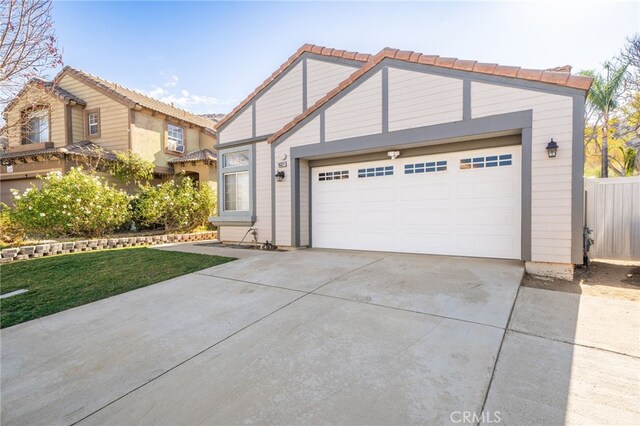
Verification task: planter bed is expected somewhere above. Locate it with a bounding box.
[0,231,217,263]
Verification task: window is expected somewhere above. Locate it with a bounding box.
[319,170,349,181]
[224,171,249,211]
[220,148,251,214]
[85,109,100,138]
[357,165,394,178]
[460,154,512,170]
[24,108,49,144]
[405,160,447,174]
[167,123,185,153]
[223,151,249,168]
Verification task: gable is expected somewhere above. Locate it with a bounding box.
[255,61,303,136]
[218,56,366,144]
[325,70,382,141]
[216,45,370,145]
[388,67,463,131]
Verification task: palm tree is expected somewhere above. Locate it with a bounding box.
[581,63,628,177]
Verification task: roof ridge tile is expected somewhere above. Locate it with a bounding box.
[265,46,593,145]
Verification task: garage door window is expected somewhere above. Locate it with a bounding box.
[405,161,447,174]
[460,154,512,170]
[357,166,393,178]
[319,170,349,181]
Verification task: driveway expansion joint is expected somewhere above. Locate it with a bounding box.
[505,328,640,359]
[477,269,525,422]
[71,291,309,425]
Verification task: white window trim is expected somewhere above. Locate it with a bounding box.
[166,123,185,154]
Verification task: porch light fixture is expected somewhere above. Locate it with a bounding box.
[546,139,558,158]
[275,170,285,182]
[387,151,400,160]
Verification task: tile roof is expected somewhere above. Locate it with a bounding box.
[267,47,594,144]
[3,78,87,113]
[167,149,217,164]
[56,67,215,130]
[214,44,372,130]
[0,141,116,165]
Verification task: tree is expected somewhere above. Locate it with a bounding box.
[621,34,639,96]
[106,150,155,186]
[0,0,63,116]
[581,62,628,177]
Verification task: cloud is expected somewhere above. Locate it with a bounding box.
[140,73,235,113]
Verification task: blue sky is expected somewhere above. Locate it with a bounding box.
[50,1,639,114]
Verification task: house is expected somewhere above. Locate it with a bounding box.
[212,44,592,279]
[0,67,218,204]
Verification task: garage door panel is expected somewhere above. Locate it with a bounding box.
[456,207,517,226]
[311,145,521,259]
[456,181,517,199]
[401,208,453,225]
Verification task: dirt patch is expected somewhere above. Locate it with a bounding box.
[523,260,640,302]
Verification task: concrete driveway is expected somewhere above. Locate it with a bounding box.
[1,248,637,425]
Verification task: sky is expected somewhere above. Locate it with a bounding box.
[49,0,640,115]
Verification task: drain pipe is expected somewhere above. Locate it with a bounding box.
[235,228,257,247]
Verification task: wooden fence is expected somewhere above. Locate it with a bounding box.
[585,176,640,261]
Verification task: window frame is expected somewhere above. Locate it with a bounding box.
[84,108,101,139]
[21,105,50,145]
[218,145,255,220]
[165,122,185,155]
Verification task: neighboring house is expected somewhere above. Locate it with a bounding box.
[212,44,593,279]
[0,67,218,204]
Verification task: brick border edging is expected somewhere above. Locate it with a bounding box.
[0,231,218,263]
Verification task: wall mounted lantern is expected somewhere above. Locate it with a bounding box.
[275,170,285,182]
[546,139,558,158]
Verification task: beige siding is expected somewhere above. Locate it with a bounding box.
[253,141,272,243]
[57,74,129,151]
[275,116,321,245]
[299,159,310,246]
[219,226,253,243]
[388,67,463,131]
[255,62,303,136]
[306,59,356,106]
[70,106,84,142]
[220,107,253,144]
[472,82,574,264]
[4,86,66,148]
[325,70,382,142]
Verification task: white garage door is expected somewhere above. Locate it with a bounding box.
[311,146,521,259]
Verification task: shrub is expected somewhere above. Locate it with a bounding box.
[8,168,131,238]
[106,150,155,186]
[0,207,24,246]
[134,176,215,231]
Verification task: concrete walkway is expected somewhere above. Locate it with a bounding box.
[1,248,637,425]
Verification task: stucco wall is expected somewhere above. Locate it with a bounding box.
[130,111,208,169]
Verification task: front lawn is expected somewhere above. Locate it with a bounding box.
[0,248,234,328]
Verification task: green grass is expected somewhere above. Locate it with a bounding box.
[0,247,235,328]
